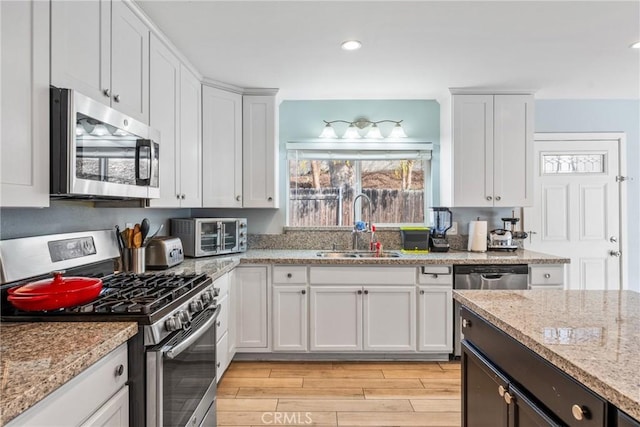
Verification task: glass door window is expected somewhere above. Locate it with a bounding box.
[199,222,221,253]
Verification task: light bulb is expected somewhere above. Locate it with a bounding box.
[342,124,362,139]
[90,123,110,136]
[319,123,338,138]
[341,40,362,51]
[389,123,408,138]
[365,123,383,139]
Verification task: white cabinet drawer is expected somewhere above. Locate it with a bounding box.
[309,266,416,285]
[418,266,453,286]
[273,266,307,284]
[529,265,565,286]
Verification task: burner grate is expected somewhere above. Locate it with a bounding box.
[70,272,209,315]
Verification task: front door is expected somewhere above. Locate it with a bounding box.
[524,134,624,290]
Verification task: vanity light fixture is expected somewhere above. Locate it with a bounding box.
[341,40,362,51]
[318,118,407,139]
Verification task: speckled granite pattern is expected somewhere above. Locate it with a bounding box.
[248,229,524,251]
[165,256,239,279]
[453,290,640,419]
[234,249,568,265]
[0,322,137,425]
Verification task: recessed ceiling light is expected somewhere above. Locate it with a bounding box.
[631,41,640,49]
[341,40,362,51]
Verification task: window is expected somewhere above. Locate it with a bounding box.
[287,145,432,227]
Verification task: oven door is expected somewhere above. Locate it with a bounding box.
[220,221,240,253]
[147,307,220,427]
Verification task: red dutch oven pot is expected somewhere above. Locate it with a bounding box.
[7,271,103,311]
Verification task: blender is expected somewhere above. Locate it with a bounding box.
[429,207,453,252]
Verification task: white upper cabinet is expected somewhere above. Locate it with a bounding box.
[453,93,533,207]
[147,38,201,208]
[177,65,202,207]
[1,0,50,207]
[242,95,279,208]
[51,0,149,124]
[202,86,243,207]
[148,35,180,207]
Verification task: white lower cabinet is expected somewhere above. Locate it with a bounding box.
[364,286,416,351]
[417,266,453,353]
[273,285,309,351]
[309,266,418,352]
[216,330,229,383]
[235,266,269,350]
[6,344,129,426]
[310,286,362,351]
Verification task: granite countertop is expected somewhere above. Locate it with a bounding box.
[166,249,568,274]
[236,248,569,265]
[453,289,640,419]
[0,322,138,426]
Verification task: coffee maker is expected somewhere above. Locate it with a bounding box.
[429,207,452,252]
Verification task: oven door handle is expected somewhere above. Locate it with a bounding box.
[165,306,221,360]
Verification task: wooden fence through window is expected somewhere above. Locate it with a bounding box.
[289,188,424,226]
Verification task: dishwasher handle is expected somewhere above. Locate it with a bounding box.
[480,274,507,280]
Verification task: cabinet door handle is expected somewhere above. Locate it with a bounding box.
[113,94,120,103]
[103,88,111,98]
[498,385,506,397]
[115,364,124,377]
[544,273,551,279]
[181,194,186,200]
[495,196,501,201]
[267,196,273,202]
[176,194,181,199]
[571,405,589,421]
[486,196,492,201]
[419,290,425,295]
[609,250,621,257]
[357,290,363,295]
[364,290,369,295]
[217,362,221,368]
[287,273,292,278]
[236,195,241,201]
[301,289,306,295]
[217,320,221,327]
[462,319,472,328]
[503,391,513,404]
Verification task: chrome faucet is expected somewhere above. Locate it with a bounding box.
[352,193,372,250]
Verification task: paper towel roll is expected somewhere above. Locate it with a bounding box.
[468,221,488,252]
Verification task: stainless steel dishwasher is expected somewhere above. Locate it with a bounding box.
[453,264,529,356]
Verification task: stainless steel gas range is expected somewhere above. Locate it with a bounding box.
[0,230,220,427]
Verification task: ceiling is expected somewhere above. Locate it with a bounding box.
[136,1,640,100]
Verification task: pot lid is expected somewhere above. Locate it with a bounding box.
[8,271,103,297]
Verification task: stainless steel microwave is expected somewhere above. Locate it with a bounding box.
[171,218,248,257]
[50,87,160,199]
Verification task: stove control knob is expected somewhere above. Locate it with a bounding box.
[177,310,191,324]
[189,299,204,312]
[201,290,214,305]
[165,316,182,332]
[213,287,220,297]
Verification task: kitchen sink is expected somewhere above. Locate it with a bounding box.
[316,250,402,258]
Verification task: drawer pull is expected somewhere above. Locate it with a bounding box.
[544,273,551,279]
[115,364,124,377]
[462,319,472,328]
[572,404,588,421]
[287,273,292,278]
[498,385,506,397]
[503,391,513,405]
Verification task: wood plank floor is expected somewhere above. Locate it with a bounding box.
[217,361,461,426]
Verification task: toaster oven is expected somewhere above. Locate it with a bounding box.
[170,218,247,257]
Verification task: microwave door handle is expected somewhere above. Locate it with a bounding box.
[135,139,152,185]
[165,307,221,360]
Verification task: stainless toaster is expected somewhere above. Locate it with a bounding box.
[145,236,184,269]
